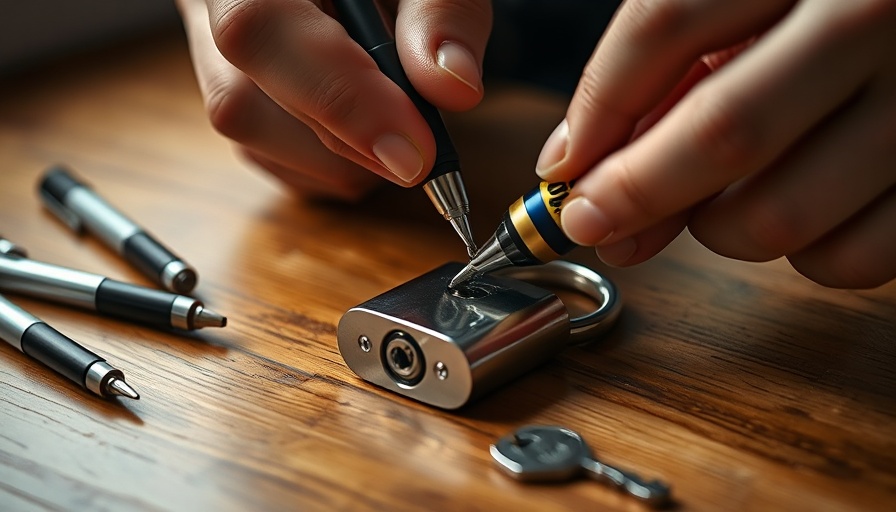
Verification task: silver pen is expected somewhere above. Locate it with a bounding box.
[0,292,139,400]
[38,166,198,294]
[0,237,226,331]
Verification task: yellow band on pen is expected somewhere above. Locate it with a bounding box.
[508,197,562,263]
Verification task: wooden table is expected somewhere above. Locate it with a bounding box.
[2,31,894,512]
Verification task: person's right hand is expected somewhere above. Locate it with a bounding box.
[176,0,492,200]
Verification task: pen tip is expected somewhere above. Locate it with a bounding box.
[448,215,477,257]
[106,377,140,400]
[449,263,478,290]
[193,306,227,329]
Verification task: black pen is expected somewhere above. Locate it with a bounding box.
[38,166,198,294]
[0,237,226,331]
[0,293,139,399]
[331,0,477,257]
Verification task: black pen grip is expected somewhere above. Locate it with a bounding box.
[96,279,178,328]
[333,0,460,180]
[123,233,178,282]
[21,323,102,385]
[367,43,460,179]
[40,166,84,204]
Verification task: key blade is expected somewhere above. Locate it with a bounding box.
[624,476,672,507]
[582,458,672,507]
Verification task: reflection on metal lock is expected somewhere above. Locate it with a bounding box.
[337,261,622,409]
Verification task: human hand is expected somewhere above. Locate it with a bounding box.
[176,0,491,200]
[537,0,896,288]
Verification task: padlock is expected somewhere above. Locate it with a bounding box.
[337,261,621,409]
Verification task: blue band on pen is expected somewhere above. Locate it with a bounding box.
[523,188,576,255]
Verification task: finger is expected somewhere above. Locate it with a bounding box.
[594,211,690,267]
[242,149,383,201]
[181,0,381,192]
[788,186,896,289]
[630,60,713,142]
[632,37,758,141]
[689,75,896,262]
[395,0,492,111]
[561,2,883,247]
[537,0,794,180]
[207,0,436,185]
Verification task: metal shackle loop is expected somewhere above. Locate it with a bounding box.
[498,261,621,346]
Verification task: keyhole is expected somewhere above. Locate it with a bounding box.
[390,346,414,372]
[511,433,538,448]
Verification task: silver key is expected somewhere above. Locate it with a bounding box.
[490,425,672,507]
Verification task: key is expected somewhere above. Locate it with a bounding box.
[490,425,672,508]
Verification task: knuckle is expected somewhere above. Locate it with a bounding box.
[206,76,257,141]
[623,0,691,42]
[423,0,492,24]
[306,73,363,126]
[741,200,801,259]
[574,67,608,113]
[611,156,663,219]
[211,0,273,67]
[688,90,759,172]
[311,124,358,161]
[790,249,892,289]
[573,67,637,121]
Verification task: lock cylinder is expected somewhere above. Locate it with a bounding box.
[382,331,425,386]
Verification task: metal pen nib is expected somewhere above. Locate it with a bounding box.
[449,233,513,289]
[192,306,227,329]
[424,171,477,257]
[105,377,140,400]
[449,214,477,258]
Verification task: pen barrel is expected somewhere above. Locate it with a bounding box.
[502,181,577,264]
[21,322,103,388]
[332,0,390,49]
[40,167,140,250]
[366,43,460,179]
[0,255,103,309]
[333,0,460,180]
[0,294,39,351]
[96,279,196,329]
[39,166,198,294]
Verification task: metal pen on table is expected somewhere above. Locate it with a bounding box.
[0,293,139,400]
[38,166,198,294]
[332,0,477,257]
[0,237,226,331]
[450,181,577,288]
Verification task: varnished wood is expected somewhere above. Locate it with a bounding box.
[1,32,894,512]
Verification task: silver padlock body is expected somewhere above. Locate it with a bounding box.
[337,263,569,409]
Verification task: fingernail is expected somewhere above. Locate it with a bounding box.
[372,133,424,183]
[561,196,615,246]
[597,238,637,267]
[536,119,568,179]
[437,41,480,92]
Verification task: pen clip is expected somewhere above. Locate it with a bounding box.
[39,188,84,233]
[0,236,28,258]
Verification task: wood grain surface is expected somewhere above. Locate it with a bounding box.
[1,31,894,512]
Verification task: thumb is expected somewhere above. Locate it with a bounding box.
[395,0,492,112]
